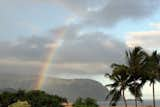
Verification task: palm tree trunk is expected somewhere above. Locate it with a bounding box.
[134,90,137,107]
[122,90,127,107]
[134,80,137,107]
[153,83,156,107]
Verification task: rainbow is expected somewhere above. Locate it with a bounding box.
[34,27,67,90]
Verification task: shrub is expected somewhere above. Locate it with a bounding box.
[73,97,98,107]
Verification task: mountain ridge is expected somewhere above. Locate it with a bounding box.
[0,74,108,101]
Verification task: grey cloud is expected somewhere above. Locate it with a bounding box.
[54,31,126,64]
[85,0,160,26]
[0,36,53,61]
[0,25,127,76]
[51,0,160,26]
[0,25,126,64]
[42,0,106,15]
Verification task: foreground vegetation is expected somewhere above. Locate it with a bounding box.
[106,46,160,107]
[0,90,67,107]
[73,97,98,107]
[0,90,98,107]
[8,100,31,107]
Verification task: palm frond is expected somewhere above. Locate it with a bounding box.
[106,88,121,106]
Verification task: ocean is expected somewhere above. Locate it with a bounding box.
[98,100,160,106]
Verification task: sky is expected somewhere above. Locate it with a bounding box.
[1,0,160,99]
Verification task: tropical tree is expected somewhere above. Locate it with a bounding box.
[73,97,98,107]
[145,51,160,107]
[0,90,67,107]
[105,64,130,107]
[74,97,84,106]
[84,97,98,107]
[125,47,147,107]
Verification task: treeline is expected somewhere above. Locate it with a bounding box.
[0,90,99,107]
[106,47,160,107]
[0,90,67,107]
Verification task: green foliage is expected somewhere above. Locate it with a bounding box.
[8,100,31,107]
[73,97,98,107]
[123,47,148,100]
[74,97,84,105]
[105,46,160,107]
[145,51,160,83]
[0,90,67,107]
[144,51,160,107]
[105,64,129,106]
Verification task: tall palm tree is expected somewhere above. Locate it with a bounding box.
[105,64,130,107]
[145,51,160,107]
[125,47,147,107]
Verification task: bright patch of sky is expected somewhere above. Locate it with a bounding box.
[101,10,160,42]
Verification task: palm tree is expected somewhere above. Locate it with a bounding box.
[105,64,130,107]
[145,51,160,107]
[125,47,147,107]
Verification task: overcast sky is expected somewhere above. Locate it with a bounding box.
[1,0,160,99]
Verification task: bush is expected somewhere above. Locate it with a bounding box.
[8,100,31,107]
[73,97,98,107]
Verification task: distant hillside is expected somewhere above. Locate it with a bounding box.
[0,88,17,93]
[43,77,108,101]
[0,73,108,101]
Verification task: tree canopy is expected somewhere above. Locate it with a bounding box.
[0,90,67,107]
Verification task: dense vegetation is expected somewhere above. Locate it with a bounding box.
[8,100,31,107]
[0,90,67,107]
[0,90,98,107]
[106,46,160,107]
[73,97,98,107]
